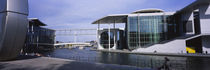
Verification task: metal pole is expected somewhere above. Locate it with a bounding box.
[98,21,100,30]
[108,23,111,51]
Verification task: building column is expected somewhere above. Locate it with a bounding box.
[199,4,210,53]
[113,18,116,49]
[199,4,210,34]
[97,21,101,49]
[108,23,111,51]
[191,12,195,34]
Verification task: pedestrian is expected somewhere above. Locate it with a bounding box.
[158,57,170,70]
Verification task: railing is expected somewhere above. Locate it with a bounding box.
[55,29,97,36]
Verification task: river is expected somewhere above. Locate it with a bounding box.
[44,47,210,70]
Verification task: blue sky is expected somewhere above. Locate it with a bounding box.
[28,0,195,42]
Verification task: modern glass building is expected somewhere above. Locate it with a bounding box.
[127,10,172,49]
[93,0,210,54]
[23,18,55,53]
[93,9,176,50]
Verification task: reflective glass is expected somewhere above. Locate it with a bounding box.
[128,15,167,49]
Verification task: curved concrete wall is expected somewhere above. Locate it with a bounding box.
[0,0,28,60]
[132,39,186,53]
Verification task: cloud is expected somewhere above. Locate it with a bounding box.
[29,0,148,29]
[29,0,195,29]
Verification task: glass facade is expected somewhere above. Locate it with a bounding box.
[99,29,127,49]
[100,31,114,49]
[128,15,168,49]
[127,16,139,49]
[23,21,55,53]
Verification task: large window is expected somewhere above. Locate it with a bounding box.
[128,15,167,49]
[139,16,165,47]
[128,16,140,49]
[100,31,114,49]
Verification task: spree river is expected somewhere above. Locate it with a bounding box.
[44,47,210,70]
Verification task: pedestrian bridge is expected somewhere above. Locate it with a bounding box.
[54,43,92,47]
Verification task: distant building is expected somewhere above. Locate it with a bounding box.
[92,0,210,54]
[23,18,55,53]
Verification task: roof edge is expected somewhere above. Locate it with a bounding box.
[131,8,164,14]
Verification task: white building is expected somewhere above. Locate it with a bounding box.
[92,0,210,54]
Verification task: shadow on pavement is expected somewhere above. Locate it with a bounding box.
[0,55,40,62]
[57,61,151,70]
[14,55,40,61]
[0,55,40,70]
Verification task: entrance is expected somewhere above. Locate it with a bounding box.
[186,37,203,53]
[100,31,114,49]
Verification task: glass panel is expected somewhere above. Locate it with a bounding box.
[100,31,114,49]
[128,16,139,49]
[128,15,168,49]
[139,16,166,47]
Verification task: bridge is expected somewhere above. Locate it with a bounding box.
[0,0,97,60]
[55,29,97,43]
[54,43,92,47]
[53,29,97,49]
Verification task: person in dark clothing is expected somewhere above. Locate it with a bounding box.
[158,57,170,70]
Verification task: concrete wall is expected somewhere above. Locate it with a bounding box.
[199,4,210,34]
[133,39,186,53]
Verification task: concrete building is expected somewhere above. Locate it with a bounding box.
[92,0,210,54]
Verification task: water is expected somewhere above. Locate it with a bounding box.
[44,47,210,70]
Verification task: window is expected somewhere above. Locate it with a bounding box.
[128,15,167,49]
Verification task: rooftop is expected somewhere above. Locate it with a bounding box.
[92,14,128,24]
[131,8,164,14]
[28,18,47,26]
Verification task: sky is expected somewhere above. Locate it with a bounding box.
[28,0,196,42]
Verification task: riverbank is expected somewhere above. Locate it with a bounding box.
[0,55,151,70]
[92,49,210,58]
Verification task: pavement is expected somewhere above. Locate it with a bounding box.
[0,56,152,70]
